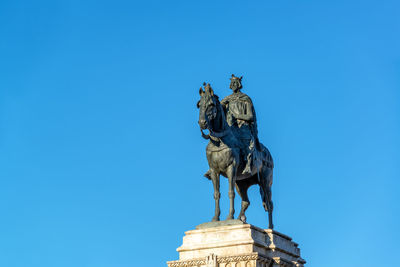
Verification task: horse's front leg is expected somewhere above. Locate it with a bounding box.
[226,165,236,220]
[210,169,220,222]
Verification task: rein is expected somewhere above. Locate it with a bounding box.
[201,109,229,140]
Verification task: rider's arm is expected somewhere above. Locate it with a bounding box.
[221,98,228,107]
[236,113,253,122]
[233,102,254,122]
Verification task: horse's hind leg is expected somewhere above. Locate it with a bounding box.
[265,185,274,229]
[236,179,251,222]
[260,167,274,229]
[210,169,220,222]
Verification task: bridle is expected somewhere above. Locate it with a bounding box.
[200,99,229,140]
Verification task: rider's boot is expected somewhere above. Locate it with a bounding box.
[204,169,212,180]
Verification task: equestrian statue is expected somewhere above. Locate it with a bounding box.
[197,74,274,229]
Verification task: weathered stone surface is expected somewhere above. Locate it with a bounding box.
[196,219,246,230]
[167,223,305,267]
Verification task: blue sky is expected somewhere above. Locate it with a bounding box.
[0,1,399,266]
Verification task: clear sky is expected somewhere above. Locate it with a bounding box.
[0,1,399,266]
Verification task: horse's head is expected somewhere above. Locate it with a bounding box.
[229,74,243,93]
[197,83,219,130]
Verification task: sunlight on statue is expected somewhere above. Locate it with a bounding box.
[197,75,274,229]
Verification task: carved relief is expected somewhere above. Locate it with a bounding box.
[206,254,217,267]
[167,259,206,267]
[167,253,275,267]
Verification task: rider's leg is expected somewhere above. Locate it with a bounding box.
[242,138,254,175]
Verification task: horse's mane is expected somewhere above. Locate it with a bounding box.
[212,94,228,127]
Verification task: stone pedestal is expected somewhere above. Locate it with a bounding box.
[167,220,305,267]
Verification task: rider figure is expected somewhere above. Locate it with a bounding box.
[203,74,260,179]
[221,74,260,175]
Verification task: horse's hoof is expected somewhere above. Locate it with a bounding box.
[212,216,220,222]
[238,215,247,223]
[226,215,234,220]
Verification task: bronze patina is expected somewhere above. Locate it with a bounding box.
[197,75,274,229]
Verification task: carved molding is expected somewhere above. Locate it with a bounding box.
[217,253,259,263]
[167,253,273,267]
[168,259,206,267]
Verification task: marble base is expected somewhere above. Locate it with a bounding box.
[167,222,305,267]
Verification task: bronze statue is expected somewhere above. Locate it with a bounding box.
[197,75,274,229]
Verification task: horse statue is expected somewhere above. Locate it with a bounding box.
[197,83,274,229]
